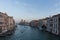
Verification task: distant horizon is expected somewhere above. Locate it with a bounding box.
[1,11,60,23]
[0,0,60,22]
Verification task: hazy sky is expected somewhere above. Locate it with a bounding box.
[0,0,60,22]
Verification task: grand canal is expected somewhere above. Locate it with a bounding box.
[0,25,60,40]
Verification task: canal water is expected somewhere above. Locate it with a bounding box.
[0,25,60,40]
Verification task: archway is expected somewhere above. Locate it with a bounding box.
[41,25,46,31]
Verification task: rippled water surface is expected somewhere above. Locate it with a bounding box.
[0,25,60,40]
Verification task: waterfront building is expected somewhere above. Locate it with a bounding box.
[0,12,15,35]
[7,16,15,31]
[19,19,24,25]
[38,18,48,30]
[0,12,8,33]
[51,14,60,35]
[29,20,39,27]
[46,14,60,35]
[46,17,53,32]
[19,19,29,25]
[38,19,44,30]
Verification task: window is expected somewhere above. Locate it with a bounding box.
[55,19,57,22]
[10,23,13,25]
[50,24,53,27]
[0,22,3,24]
[50,19,53,21]
[55,24,57,28]
[56,30,57,33]
[54,24,55,29]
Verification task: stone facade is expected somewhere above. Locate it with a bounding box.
[46,14,60,35]
[0,12,15,33]
[52,14,60,35]
[46,17,53,32]
[8,16,15,31]
[38,18,48,30]
[29,20,39,27]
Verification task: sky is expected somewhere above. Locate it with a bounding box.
[0,0,60,22]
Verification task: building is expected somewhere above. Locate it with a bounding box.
[29,20,39,27]
[0,12,8,33]
[46,17,53,32]
[46,14,60,35]
[38,18,48,30]
[52,14,60,35]
[0,12,15,35]
[19,19,29,25]
[38,19,44,30]
[7,16,15,31]
[6,16,15,35]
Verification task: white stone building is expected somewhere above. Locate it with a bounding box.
[46,17,53,32]
[52,14,60,35]
[46,14,60,35]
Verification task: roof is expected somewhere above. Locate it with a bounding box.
[52,14,60,17]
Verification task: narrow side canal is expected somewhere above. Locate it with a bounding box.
[0,25,60,40]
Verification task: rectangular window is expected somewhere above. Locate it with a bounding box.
[50,19,53,21]
[56,29,57,34]
[50,24,53,27]
[54,24,55,29]
[0,22,3,24]
[55,19,57,22]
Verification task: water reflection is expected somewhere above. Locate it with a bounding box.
[0,25,60,40]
